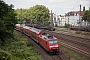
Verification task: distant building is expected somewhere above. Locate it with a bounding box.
[65,11,85,26]
[55,15,69,26]
[49,10,88,27]
[50,13,69,26]
[65,11,84,16]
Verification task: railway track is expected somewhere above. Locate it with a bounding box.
[50,55,65,60]
[58,36,90,57]
[44,30,90,58]
[60,41,90,57]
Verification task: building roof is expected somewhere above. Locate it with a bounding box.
[65,11,85,16]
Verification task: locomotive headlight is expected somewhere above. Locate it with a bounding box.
[49,45,59,49]
[49,46,53,48]
[49,46,54,49]
[54,45,58,47]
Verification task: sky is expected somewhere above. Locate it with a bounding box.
[4,0,90,15]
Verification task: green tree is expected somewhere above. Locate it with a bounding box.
[15,8,28,21]
[15,5,50,25]
[89,6,90,10]
[0,0,17,43]
[15,8,32,24]
[82,10,90,25]
[30,5,50,24]
[14,8,20,19]
[32,5,50,21]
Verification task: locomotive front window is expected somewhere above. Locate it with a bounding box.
[49,40,57,44]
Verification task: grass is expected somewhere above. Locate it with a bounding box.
[57,28,90,36]
[0,32,42,60]
[81,32,90,36]
[57,29,69,33]
[60,46,87,60]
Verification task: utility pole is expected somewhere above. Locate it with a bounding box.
[50,10,53,27]
[73,6,75,27]
[20,8,22,34]
[79,5,81,28]
[20,8,22,27]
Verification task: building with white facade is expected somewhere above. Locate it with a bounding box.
[50,14,69,26]
[50,11,85,27]
[65,11,85,27]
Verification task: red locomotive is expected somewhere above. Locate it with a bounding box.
[15,24,59,54]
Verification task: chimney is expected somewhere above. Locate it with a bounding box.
[83,6,85,11]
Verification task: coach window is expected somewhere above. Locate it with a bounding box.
[44,37,46,40]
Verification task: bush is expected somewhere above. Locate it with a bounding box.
[26,41,33,46]
[0,50,12,60]
[75,31,82,34]
[0,32,42,60]
[65,23,70,28]
[82,32,90,35]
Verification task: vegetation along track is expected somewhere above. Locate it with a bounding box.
[44,30,90,58]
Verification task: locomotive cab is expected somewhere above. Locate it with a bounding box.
[38,33,59,54]
[15,24,20,31]
[48,39,59,54]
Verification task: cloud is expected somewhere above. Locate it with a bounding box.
[4,0,90,15]
[80,0,90,6]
